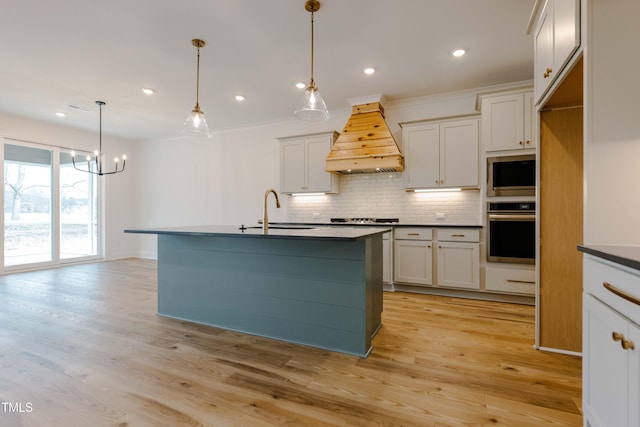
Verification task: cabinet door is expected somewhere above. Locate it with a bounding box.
[382,236,391,284]
[306,136,333,192]
[437,242,480,289]
[534,1,555,102]
[583,294,640,427]
[523,92,535,149]
[553,0,580,74]
[394,240,433,285]
[482,93,524,151]
[402,124,439,189]
[280,141,306,193]
[439,119,478,187]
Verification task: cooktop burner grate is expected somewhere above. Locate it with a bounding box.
[330,218,399,224]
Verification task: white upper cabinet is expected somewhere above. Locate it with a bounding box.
[402,118,479,190]
[481,91,534,152]
[279,131,339,194]
[533,0,580,103]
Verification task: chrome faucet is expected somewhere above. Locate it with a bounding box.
[263,188,281,233]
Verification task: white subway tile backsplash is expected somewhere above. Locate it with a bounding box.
[287,173,482,225]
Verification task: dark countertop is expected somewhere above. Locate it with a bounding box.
[124,225,390,241]
[578,244,640,272]
[275,222,482,228]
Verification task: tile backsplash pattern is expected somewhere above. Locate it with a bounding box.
[287,173,482,225]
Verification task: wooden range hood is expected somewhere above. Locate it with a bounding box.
[326,101,404,174]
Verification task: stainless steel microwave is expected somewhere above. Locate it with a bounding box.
[487,154,536,197]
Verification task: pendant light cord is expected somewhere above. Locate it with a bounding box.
[195,45,201,110]
[310,10,315,85]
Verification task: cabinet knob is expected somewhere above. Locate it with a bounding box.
[519,141,523,145]
[525,140,531,145]
[612,331,635,350]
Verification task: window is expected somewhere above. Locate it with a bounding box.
[2,142,101,270]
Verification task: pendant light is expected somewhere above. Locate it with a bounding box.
[71,101,126,176]
[294,0,330,122]
[181,38,213,138]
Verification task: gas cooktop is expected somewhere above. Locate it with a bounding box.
[330,218,399,224]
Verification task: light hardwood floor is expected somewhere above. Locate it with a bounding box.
[0,259,582,426]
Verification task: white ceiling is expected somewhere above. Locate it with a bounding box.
[0,0,536,141]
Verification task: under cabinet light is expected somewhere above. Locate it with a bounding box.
[413,188,462,193]
[291,192,326,196]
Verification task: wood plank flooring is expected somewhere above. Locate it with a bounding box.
[0,259,582,426]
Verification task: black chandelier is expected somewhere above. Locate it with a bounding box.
[71,100,126,176]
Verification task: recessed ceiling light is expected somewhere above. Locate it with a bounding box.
[55,112,66,117]
[142,88,155,95]
[452,49,466,57]
[295,82,306,89]
[364,67,375,75]
[235,95,246,101]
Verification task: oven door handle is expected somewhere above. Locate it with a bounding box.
[488,214,536,221]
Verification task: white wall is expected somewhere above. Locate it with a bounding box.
[131,83,530,258]
[0,111,137,260]
[584,0,640,244]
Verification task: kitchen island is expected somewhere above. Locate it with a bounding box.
[124,225,388,357]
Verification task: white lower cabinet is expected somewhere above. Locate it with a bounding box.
[393,227,480,290]
[485,265,536,295]
[394,228,433,286]
[382,231,392,285]
[583,255,640,427]
[436,229,480,290]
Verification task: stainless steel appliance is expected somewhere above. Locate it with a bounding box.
[487,154,536,197]
[487,202,535,264]
[330,218,399,224]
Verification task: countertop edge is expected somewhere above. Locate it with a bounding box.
[124,226,389,241]
[578,244,640,272]
[275,222,483,228]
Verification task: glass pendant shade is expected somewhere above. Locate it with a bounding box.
[181,106,212,138]
[295,0,329,122]
[181,38,212,138]
[294,82,330,122]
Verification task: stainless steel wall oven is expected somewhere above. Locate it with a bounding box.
[487,202,535,264]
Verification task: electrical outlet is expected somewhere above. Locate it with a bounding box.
[436,212,446,220]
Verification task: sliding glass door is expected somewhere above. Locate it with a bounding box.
[60,152,98,259]
[4,144,53,266]
[3,142,100,270]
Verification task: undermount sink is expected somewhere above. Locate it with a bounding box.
[242,225,315,230]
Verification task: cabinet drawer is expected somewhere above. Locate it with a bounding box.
[485,266,535,295]
[395,228,432,241]
[584,256,640,325]
[437,228,479,243]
